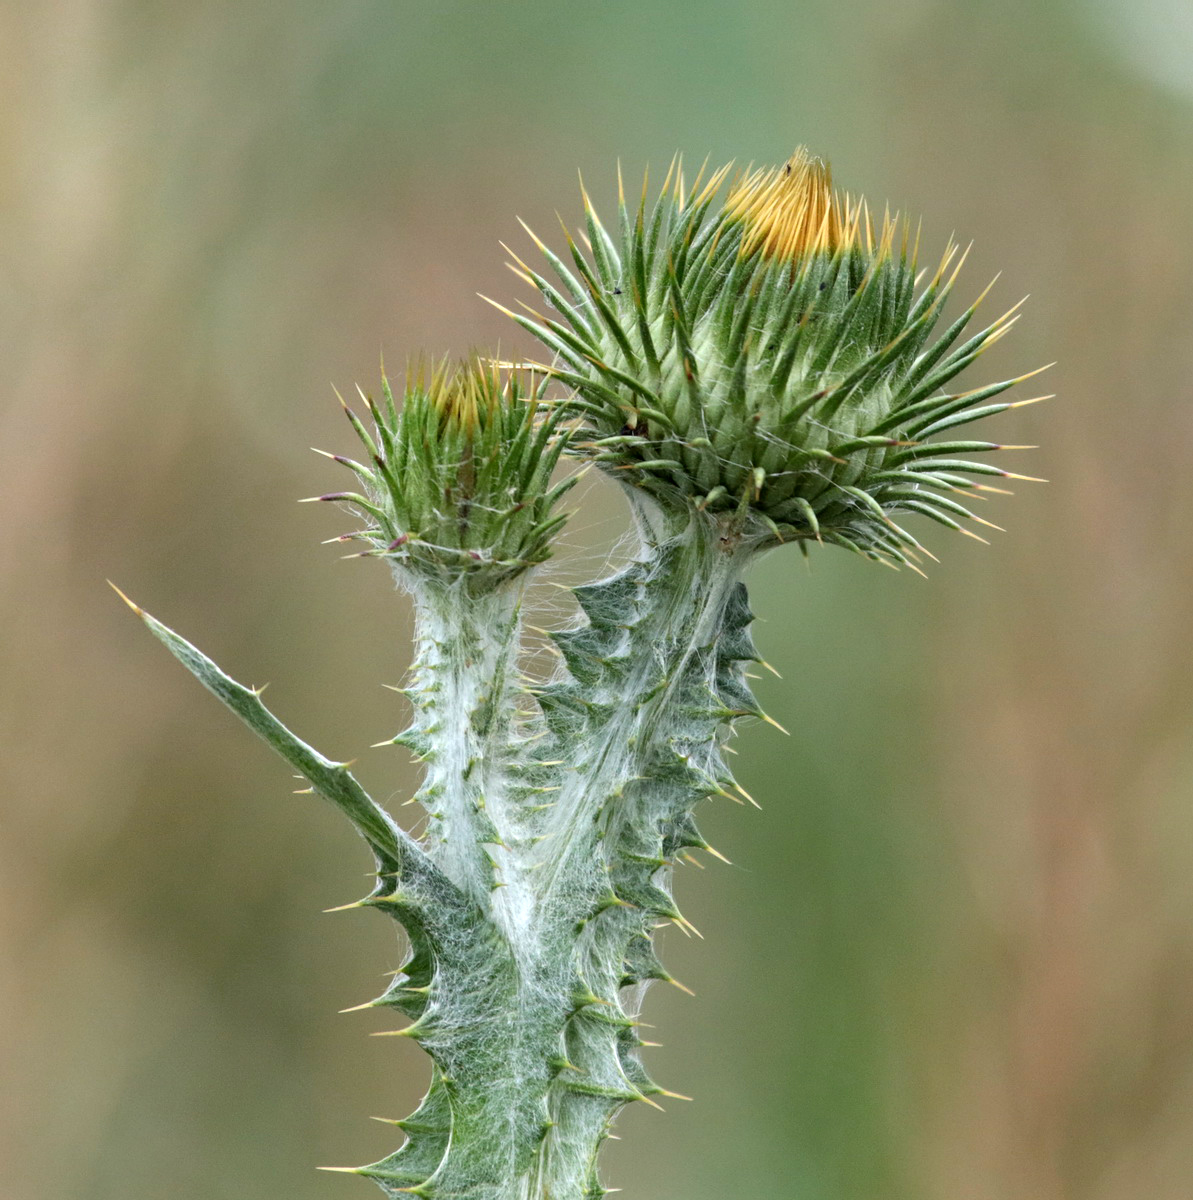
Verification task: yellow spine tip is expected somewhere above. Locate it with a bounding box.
[107,580,144,617]
[760,712,791,736]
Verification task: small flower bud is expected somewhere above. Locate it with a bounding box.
[318,357,574,590]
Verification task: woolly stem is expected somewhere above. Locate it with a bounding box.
[402,580,526,909]
[516,512,761,1198]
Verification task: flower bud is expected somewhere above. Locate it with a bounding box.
[506,149,1044,564]
[315,357,574,590]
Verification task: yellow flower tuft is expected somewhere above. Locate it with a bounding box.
[725,147,862,263]
[415,356,503,436]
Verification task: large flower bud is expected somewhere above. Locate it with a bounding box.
[503,150,1046,564]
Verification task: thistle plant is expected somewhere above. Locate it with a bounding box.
[117,149,1045,1200]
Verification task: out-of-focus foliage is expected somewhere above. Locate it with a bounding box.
[3,2,1193,1199]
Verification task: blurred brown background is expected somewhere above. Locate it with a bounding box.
[4,2,1193,1198]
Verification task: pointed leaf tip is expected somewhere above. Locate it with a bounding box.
[107,580,144,617]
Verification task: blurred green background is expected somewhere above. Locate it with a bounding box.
[5,1,1193,1197]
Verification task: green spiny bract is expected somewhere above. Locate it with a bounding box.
[311,357,575,591]
[504,149,1047,563]
[118,148,1043,1200]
